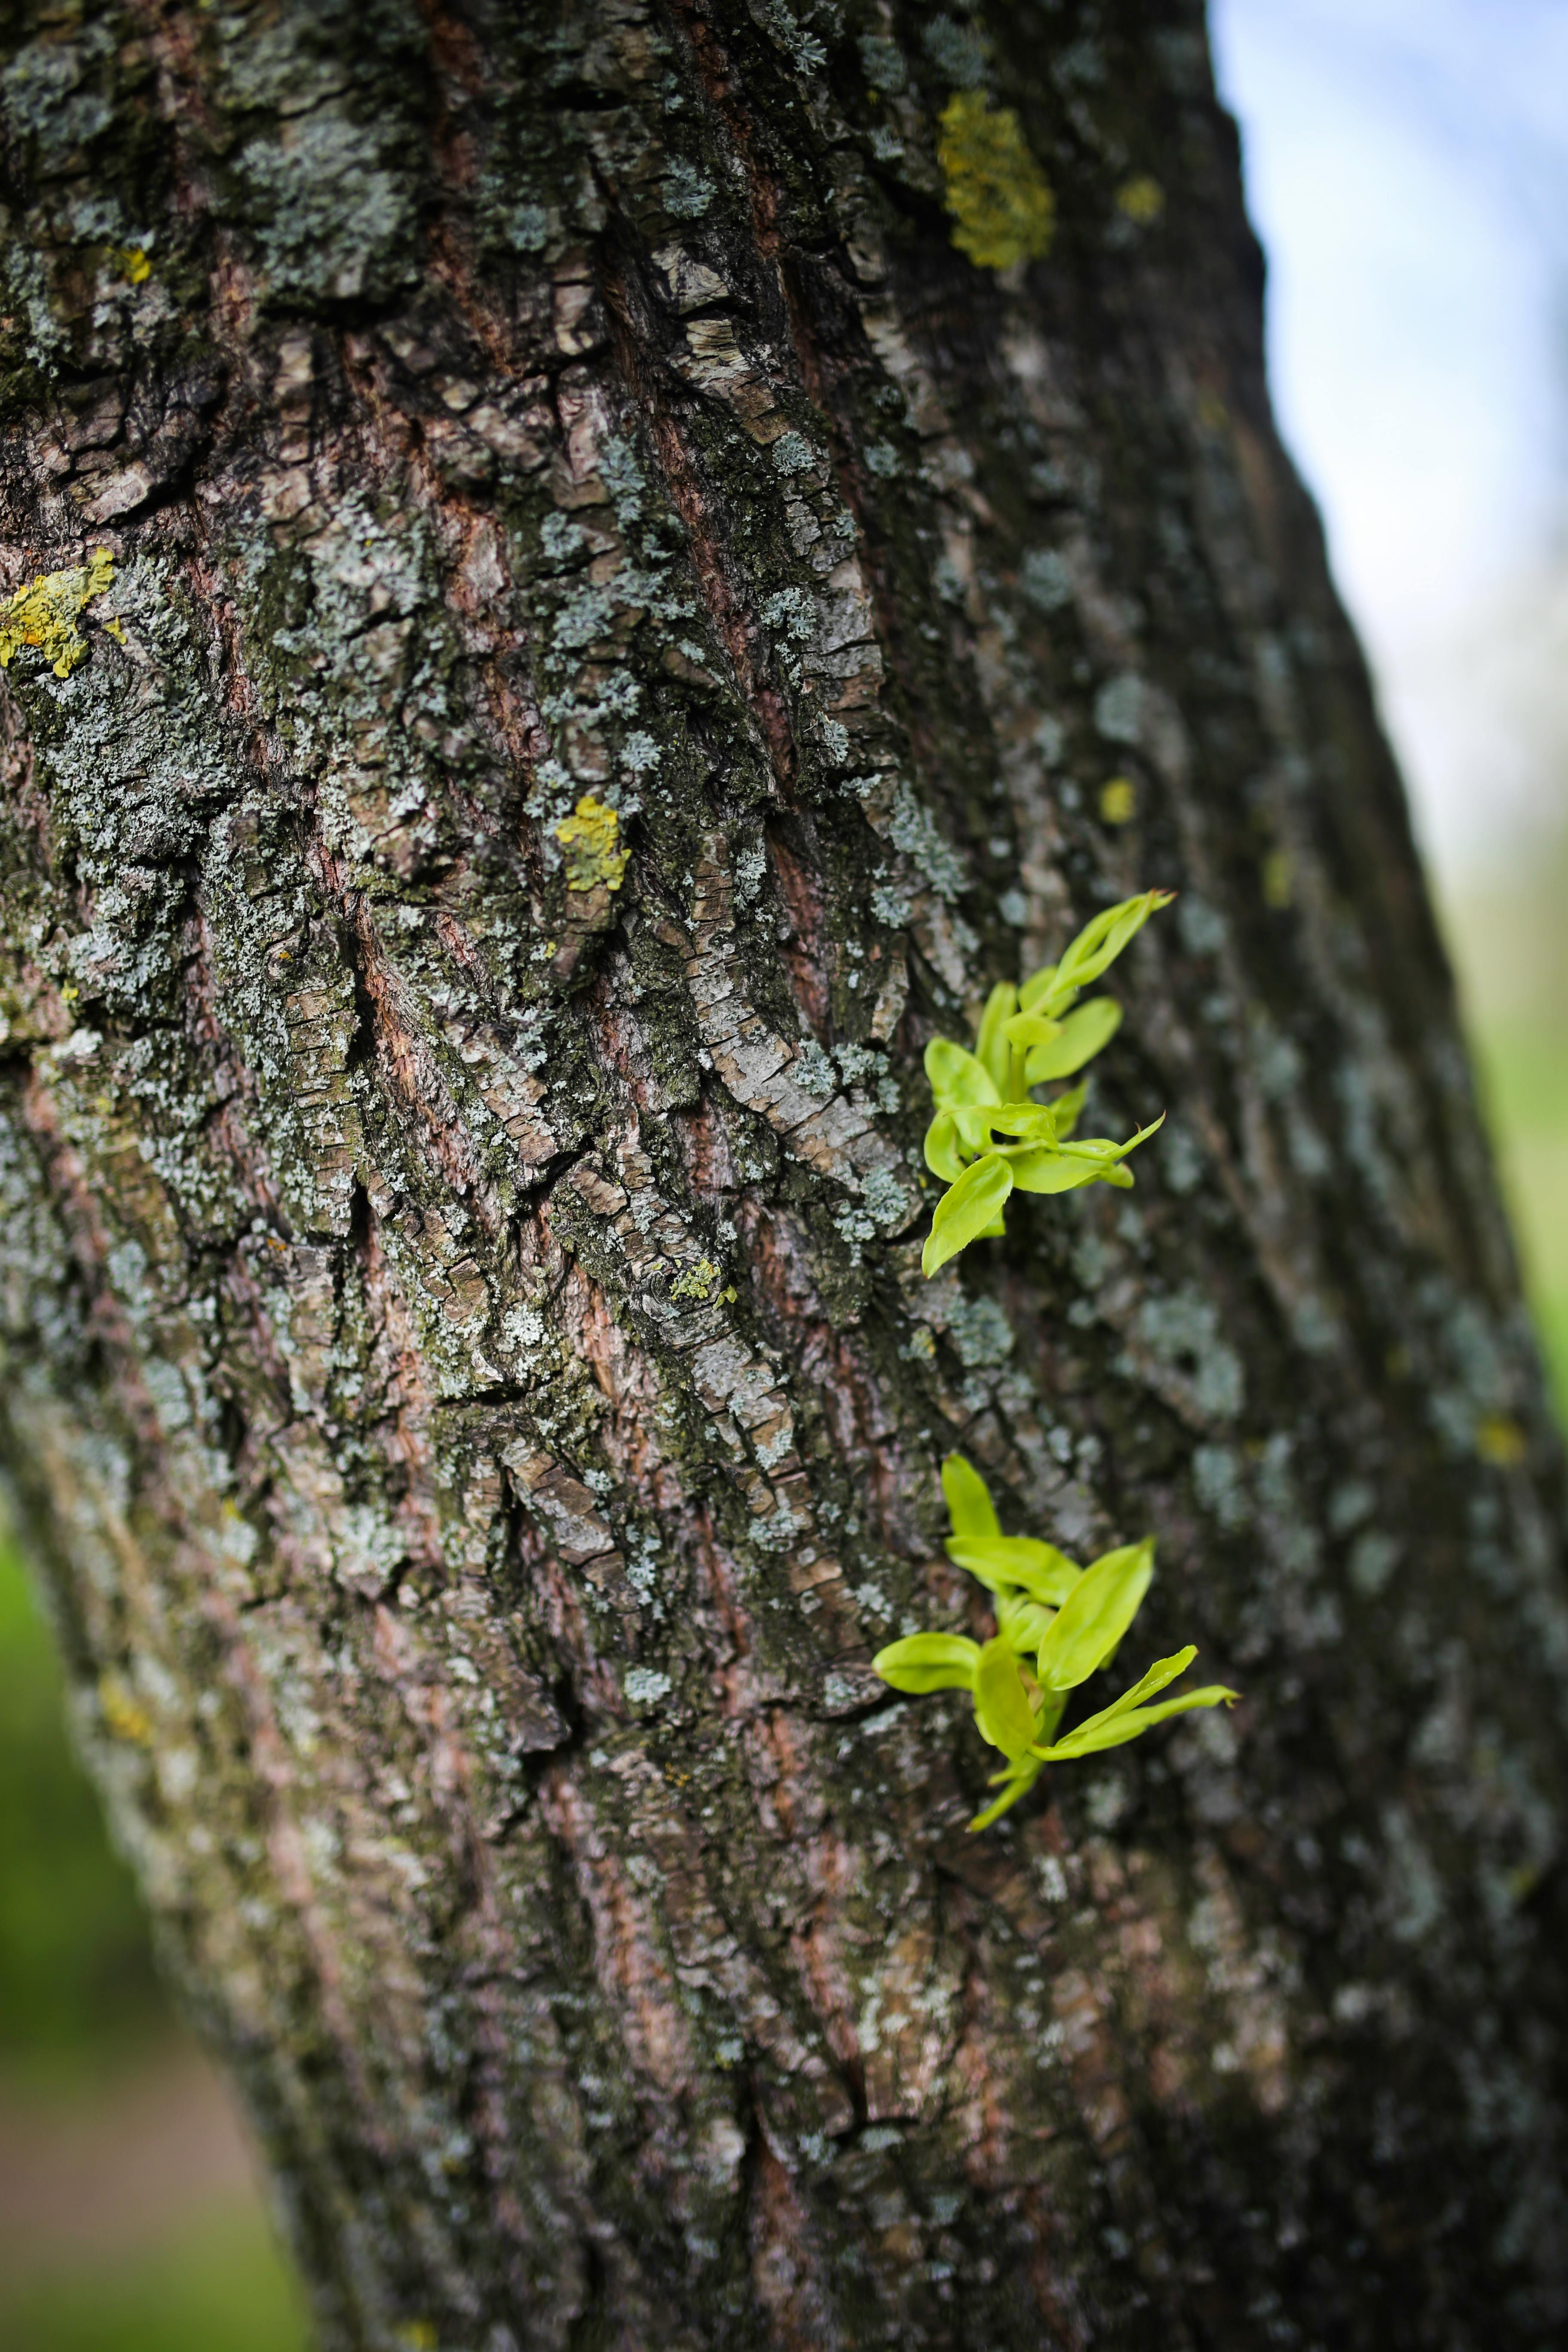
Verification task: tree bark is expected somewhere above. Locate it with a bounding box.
[3,2,1567,2345]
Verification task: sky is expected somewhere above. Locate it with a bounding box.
[1209,0,1568,879]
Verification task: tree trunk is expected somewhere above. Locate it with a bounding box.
[3,2,1566,2345]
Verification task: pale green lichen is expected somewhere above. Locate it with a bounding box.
[236,110,416,305]
[922,15,989,90]
[0,548,117,677]
[937,91,1054,272]
[555,796,630,893]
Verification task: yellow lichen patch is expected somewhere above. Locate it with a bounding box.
[1476,1413,1527,1468]
[669,1257,720,1301]
[1505,1859,1544,1906]
[937,91,1054,272]
[1117,175,1166,225]
[1262,848,1294,909]
[0,548,116,678]
[554,795,629,893]
[98,1672,153,1746]
[1099,776,1137,826]
[111,244,152,285]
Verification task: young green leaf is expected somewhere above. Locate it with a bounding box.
[1035,1684,1067,1746]
[967,1756,1044,1833]
[1061,1113,1166,1165]
[1030,1647,1198,1754]
[1018,961,1059,1013]
[925,1104,1006,1181]
[922,1152,1014,1275]
[1001,1111,1162,1195]
[924,1037,1000,1109]
[1023,995,1123,1082]
[995,1591,1056,1655]
[1050,1081,1087,1140]
[1035,1539,1155,1690]
[924,1110,968,1183]
[873,1633,982,1694]
[975,982,1019,1096]
[1001,1011,1062,1050]
[946,1534,1082,1604]
[1032,1128,1160,1193]
[1090,1645,1197,1719]
[1036,1684,1238,1761]
[972,1634,1040,1759]
[941,1453,1000,1541]
[956,1105,1001,1154]
[1050,899,1137,994]
[1047,889,1174,1007]
[984,1103,1063,1141]
[1006,1148,1119,1195]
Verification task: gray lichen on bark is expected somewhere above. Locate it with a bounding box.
[2,1,1567,2346]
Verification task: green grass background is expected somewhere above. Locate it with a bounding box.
[0,1543,309,2351]
[0,2207,309,2352]
[0,862,1561,2351]
[1446,845,1568,1424]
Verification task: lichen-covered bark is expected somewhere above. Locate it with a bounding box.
[3,2,1566,2345]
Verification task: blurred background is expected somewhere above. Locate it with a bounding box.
[2,2,1565,2340]
[1214,0,1568,1411]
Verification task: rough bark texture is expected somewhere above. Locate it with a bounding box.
[3,3,1567,2347]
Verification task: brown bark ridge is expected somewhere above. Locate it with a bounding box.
[2,3,1565,2345]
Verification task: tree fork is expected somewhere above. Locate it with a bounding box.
[1,3,1565,2346]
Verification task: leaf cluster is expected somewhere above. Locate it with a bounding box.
[873,1456,1237,1830]
[921,890,1173,1274]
